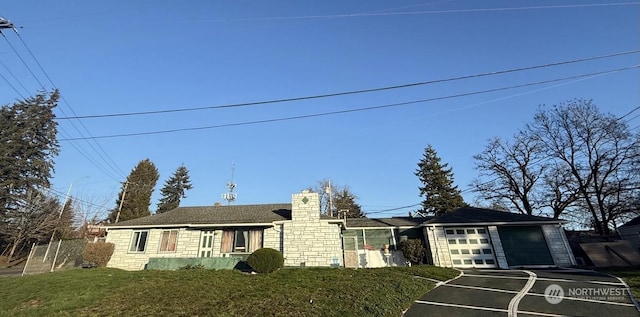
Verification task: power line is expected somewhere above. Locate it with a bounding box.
[618,106,640,121]
[0,60,31,96]
[7,29,126,179]
[56,49,640,120]
[162,2,640,23]
[59,64,639,141]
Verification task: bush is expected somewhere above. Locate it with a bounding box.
[246,248,284,273]
[82,242,115,267]
[399,239,426,265]
[179,264,206,270]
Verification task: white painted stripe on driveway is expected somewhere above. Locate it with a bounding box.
[414,300,567,317]
[534,277,625,286]
[442,283,519,294]
[523,292,637,307]
[508,270,537,317]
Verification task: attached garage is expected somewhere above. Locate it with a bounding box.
[424,207,576,269]
[498,226,554,266]
[444,227,497,268]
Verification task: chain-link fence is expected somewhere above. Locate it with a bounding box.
[22,239,87,275]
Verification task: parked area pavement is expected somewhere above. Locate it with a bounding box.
[404,268,640,317]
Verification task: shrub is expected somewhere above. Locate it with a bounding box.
[179,264,206,270]
[247,248,284,273]
[82,242,115,267]
[399,239,426,265]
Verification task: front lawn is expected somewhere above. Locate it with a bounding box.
[601,267,640,299]
[0,265,458,317]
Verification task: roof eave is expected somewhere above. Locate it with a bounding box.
[105,222,277,230]
[423,220,567,227]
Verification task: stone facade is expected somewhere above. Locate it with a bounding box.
[106,190,344,270]
[106,228,201,270]
[281,191,343,267]
[541,224,576,267]
[487,225,509,269]
[425,227,452,267]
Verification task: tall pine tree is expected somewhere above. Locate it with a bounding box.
[333,188,365,218]
[108,159,159,222]
[0,90,60,214]
[415,145,465,216]
[156,165,193,213]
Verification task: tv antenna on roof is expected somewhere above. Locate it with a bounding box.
[221,163,237,205]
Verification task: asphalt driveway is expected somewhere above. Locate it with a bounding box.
[404,268,640,317]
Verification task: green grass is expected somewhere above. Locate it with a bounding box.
[0,266,458,317]
[601,267,640,299]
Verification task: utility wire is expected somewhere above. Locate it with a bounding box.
[10,30,126,179]
[0,72,25,99]
[0,60,31,96]
[618,106,640,121]
[56,49,640,120]
[59,64,639,141]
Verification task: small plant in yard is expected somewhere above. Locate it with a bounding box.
[179,264,206,270]
[399,239,426,265]
[247,248,284,273]
[82,242,115,267]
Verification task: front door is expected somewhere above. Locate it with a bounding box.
[199,230,215,257]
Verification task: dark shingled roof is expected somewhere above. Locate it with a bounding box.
[424,206,562,225]
[108,204,293,227]
[345,217,430,228]
[619,215,640,228]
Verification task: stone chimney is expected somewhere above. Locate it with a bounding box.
[292,190,320,222]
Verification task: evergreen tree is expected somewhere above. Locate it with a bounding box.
[0,90,60,214]
[333,188,365,218]
[156,165,193,213]
[108,159,159,222]
[415,145,465,216]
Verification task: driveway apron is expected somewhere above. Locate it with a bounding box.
[404,269,640,317]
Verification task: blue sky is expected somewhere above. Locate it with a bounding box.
[1,1,639,220]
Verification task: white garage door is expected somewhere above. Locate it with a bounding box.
[445,227,497,268]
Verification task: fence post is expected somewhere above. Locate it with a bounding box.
[21,242,36,277]
[50,239,62,272]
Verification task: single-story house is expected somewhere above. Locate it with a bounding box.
[105,191,343,270]
[618,215,640,252]
[104,190,576,270]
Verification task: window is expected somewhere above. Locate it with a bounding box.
[486,259,495,265]
[477,228,487,234]
[452,259,462,265]
[221,229,263,253]
[483,249,493,254]
[463,259,472,265]
[450,249,459,254]
[456,229,465,234]
[466,229,475,234]
[445,229,455,235]
[469,239,478,244]
[448,239,457,244]
[461,249,470,254]
[472,249,481,254]
[129,231,149,252]
[474,259,484,264]
[480,238,489,244]
[458,239,467,244]
[159,230,178,252]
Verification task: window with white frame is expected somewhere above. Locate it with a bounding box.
[221,229,263,253]
[129,231,149,252]
[159,230,178,252]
